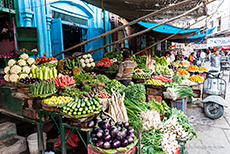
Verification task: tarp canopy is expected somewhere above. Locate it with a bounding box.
[220,46,230,51]
[82,0,206,22]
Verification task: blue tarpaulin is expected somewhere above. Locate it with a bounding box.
[187,27,215,40]
[138,21,199,34]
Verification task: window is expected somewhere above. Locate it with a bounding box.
[217,17,221,31]
[210,21,213,28]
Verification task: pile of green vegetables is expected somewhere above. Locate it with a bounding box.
[154,56,168,66]
[85,79,101,85]
[37,61,58,68]
[61,87,81,98]
[74,73,93,85]
[135,55,147,69]
[173,74,187,84]
[145,99,169,114]
[94,74,110,84]
[163,108,197,138]
[105,64,119,75]
[176,86,197,102]
[142,68,152,73]
[132,73,151,79]
[104,79,126,93]
[29,80,56,96]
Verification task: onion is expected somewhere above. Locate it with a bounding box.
[116,131,123,141]
[96,131,103,139]
[103,141,111,149]
[128,132,135,139]
[88,120,95,128]
[128,128,134,134]
[92,127,99,133]
[91,133,96,138]
[123,122,129,129]
[112,140,121,148]
[110,127,118,138]
[96,140,104,148]
[126,136,134,144]
[121,139,128,147]
[103,134,112,141]
[92,137,98,143]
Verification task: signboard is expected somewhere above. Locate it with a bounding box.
[191,44,208,49]
[207,37,230,47]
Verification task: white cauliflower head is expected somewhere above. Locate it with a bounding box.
[80,59,85,63]
[10,65,21,74]
[4,66,10,74]
[22,66,31,74]
[8,59,16,67]
[90,58,94,62]
[18,59,27,66]
[91,63,95,67]
[9,74,19,82]
[87,54,92,58]
[81,63,86,68]
[20,73,28,79]
[4,74,10,82]
[85,59,89,64]
[19,53,29,60]
[83,55,87,59]
[86,63,91,68]
[31,64,37,69]
[27,58,35,65]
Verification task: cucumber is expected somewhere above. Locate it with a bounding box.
[87,102,91,107]
[81,101,85,107]
[89,106,92,110]
[66,107,70,111]
[84,97,89,102]
[92,105,95,110]
[94,96,100,102]
[84,107,88,111]
[68,111,72,115]
[78,112,81,115]
[74,108,78,111]
[87,110,91,114]
[90,110,94,113]
[72,102,78,109]
[79,108,83,112]
[73,112,77,115]
[82,111,86,114]
[70,109,73,112]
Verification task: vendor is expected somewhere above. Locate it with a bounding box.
[165,52,171,64]
[115,48,137,86]
[188,52,194,65]
[180,57,190,65]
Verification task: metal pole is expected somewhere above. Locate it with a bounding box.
[53,0,193,57]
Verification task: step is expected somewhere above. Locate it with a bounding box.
[0,122,17,142]
[0,135,27,154]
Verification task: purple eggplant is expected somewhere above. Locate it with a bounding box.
[87,120,95,128]
[103,141,111,149]
[117,126,122,131]
[92,127,99,133]
[103,134,112,141]
[121,130,127,138]
[116,131,123,141]
[123,122,129,129]
[104,129,110,136]
[100,115,107,121]
[116,121,123,127]
[128,132,135,139]
[126,136,134,144]
[92,137,98,143]
[96,140,104,148]
[128,128,134,134]
[121,139,128,147]
[103,122,110,130]
[110,127,118,138]
[112,140,121,148]
[91,133,97,138]
[96,131,103,139]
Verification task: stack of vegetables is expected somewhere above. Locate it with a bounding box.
[74,73,93,85]
[146,78,165,86]
[4,53,36,82]
[19,77,41,85]
[57,58,84,76]
[79,54,95,68]
[96,62,113,68]
[154,56,173,76]
[43,96,73,105]
[177,69,189,76]
[61,87,81,98]
[151,75,172,82]
[188,75,204,82]
[187,65,199,71]
[132,73,151,79]
[90,116,137,153]
[199,66,208,71]
[62,96,102,118]
[105,64,119,75]
[0,50,18,58]
[135,55,147,69]
[31,66,57,81]
[35,56,57,62]
[49,75,75,88]
[29,80,57,97]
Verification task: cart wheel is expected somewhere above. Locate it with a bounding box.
[204,102,224,119]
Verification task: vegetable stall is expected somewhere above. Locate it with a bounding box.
[0,52,207,154]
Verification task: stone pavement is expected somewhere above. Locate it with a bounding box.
[186,62,230,154]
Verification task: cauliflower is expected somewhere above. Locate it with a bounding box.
[4,74,10,82]
[19,53,29,60]
[10,65,21,74]
[83,55,87,59]
[86,63,91,68]
[18,59,27,66]
[27,58,35,65]
[22,66,31,74]
[81,63,86,68]
[85,59,90,64]
[9,74,19,82]
[4,66,10,74]
[91,63,95,67]
[8,59,16,67]
[90,58,94,62]
[19,73,28,79]
[87,54,92,58]
[80,59,85,63]
[31,64,37,69]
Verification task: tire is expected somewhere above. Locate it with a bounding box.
[204,102,224,119]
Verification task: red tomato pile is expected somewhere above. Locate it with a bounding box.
[151,75,172,82]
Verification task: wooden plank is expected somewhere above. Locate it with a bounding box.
[0,122,16,142]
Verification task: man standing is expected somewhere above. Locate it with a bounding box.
[115,48,137,86]
[200,50,206,66]
[210,50,221,71]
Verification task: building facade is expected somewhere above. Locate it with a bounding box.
[18,0,112,60]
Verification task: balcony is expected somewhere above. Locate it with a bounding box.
[0,0,15,14]
[217,25,221,32]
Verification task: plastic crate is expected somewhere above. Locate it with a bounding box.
[87,144,136,154]
[146,95,162,102]
[171,97,187,114]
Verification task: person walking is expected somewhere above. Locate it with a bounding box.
[210,50,221,71]
[115,48,137,86]
[200,50,206,66]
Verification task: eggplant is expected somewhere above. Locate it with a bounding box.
[92,137,98,143]
[128,132,135,139]
[91,133,97,138]
[103,122,110,130]
[98,121,104,129]
[103,141,111,149]
[26,77,29,80]
[110,126,115,131]
[110,127,118,138]
[92,127,99,133]
[121,129,127,138]
[104,129,110,136]
[88,120,95,128]
[116,121,123,127]
[96,140,104,148]
[117,126,122,131]
[116,131,123,141]
[96,118,102,125]
[122,128,127,135]
[100,115,107,121]
[19,79,24,83]
[126,136,134,144]
[96,131,103,139]
[128,128,134,134]
[123,122,129,129]
[107,117,111,124]
[112,140,121,148]
[121,139,128,147]
[103,134,112,141]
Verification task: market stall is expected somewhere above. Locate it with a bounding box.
[0,50,210,154]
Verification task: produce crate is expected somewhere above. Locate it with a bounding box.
[191,83,203,90]
[146,95,162,102]
[41,103,61,113]
[132,78,146,83]
[145,85,166,96]
[171,97,187,114]
[87,144,136,154]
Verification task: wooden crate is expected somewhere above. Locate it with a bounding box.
[22,108,37,119]
[146,95,162,102]
[145,85,166,96]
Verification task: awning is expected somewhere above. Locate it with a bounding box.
[82,0,206,22]
[220,46,230,51]
[137,21,199,40]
